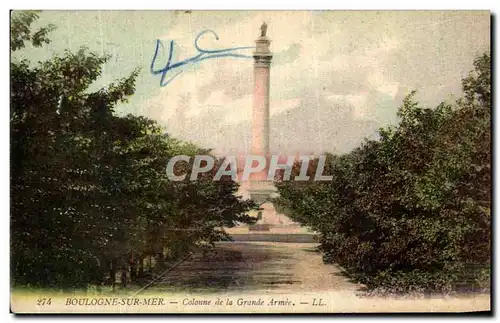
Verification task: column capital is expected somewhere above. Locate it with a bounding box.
[253,36,272,67]
[253,55,272,67]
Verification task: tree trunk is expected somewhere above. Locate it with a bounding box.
[121,269,127,288]
[109,259,116,292]
[138,256,144,277]
[130,254,137,282]
[156,251,164,266]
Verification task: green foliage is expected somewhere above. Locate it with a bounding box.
[10,11,257,288]
[276,53,491,294]
[11,11,56,51]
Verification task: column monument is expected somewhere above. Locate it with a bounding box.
[228,23,312,239]
[248,22,276,205]
[247,22,297,230]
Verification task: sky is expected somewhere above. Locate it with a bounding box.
[19,10,490,156]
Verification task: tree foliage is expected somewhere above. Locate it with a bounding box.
[276,53,491,294]
[10,11,256,288]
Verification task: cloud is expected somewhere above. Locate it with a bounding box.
[138,11,490,156]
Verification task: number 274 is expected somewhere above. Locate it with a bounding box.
[37,298,52,306]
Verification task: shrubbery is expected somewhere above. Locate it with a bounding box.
[276,53,491,294]
[10,11,257,289]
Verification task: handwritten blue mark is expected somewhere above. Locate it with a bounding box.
[151,29,254,87]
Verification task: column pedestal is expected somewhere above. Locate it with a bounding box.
[225,24,313,241]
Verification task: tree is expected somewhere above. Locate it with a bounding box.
[10,10,257,289]
[275,53,491,294]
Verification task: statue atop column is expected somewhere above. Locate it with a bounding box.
[260,21,268,37]
[254,22,271,60]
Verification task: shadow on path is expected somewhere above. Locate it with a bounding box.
[148,242,361,294]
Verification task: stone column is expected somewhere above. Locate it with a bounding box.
[250,28,273,189]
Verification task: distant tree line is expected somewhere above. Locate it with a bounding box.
[10,11,257,289]
[276,53,491,294]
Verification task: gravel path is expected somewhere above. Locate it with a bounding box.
[12,241,489,313]
[141,241,490,313]
[149,241,362,294]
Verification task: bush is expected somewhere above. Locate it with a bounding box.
[276,53,491,294]
[10,11,257,289]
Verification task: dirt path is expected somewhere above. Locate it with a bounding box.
[148,241,363,294]
[11,241,490,313]
[141,241,490,313]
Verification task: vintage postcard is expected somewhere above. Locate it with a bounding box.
[10,10,491,314]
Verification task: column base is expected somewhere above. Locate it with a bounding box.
[246,180,300,231]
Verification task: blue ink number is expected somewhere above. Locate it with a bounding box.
[150,29,254,87]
